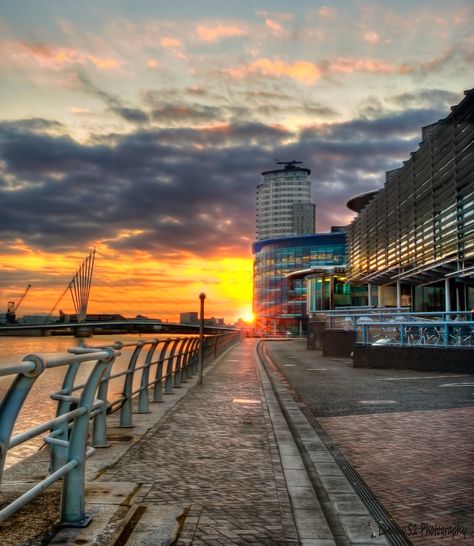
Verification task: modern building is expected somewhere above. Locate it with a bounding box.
[256,161,315,240]
[252,231,346,333]
[346,88,474,311]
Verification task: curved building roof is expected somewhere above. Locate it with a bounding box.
[252,232,345,254]
[346,190,379,213]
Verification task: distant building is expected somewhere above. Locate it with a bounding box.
[346,88,474,311]
[180,312,199,324]
[252,232,347,334]
[256,161,315,240]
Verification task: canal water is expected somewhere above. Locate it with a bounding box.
[0,334,178,468]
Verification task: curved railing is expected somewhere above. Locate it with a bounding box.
[0,331,242,527]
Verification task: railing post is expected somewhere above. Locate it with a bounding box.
[0,355,45,486]
[173,339,186,388]
[185,338,196,380]
[362,324,368,345]
[119,342,144,428]
[178,338,192,384]
[190,338,200,375]
[60,348,115,526]
[153,339,171,402]
[164,339,180,394]
[50,360,81,471]
[138,341,158,413]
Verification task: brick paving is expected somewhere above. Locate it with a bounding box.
[100,339,299,545]
[318,408,474,546]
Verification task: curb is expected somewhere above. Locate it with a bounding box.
[257,340,400,546]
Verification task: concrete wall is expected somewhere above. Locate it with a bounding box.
[322,330,356,357]
[353,345,473,374]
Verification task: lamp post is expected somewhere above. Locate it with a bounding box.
[198,293,206,385]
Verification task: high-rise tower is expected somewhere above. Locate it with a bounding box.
[256,161,315,240]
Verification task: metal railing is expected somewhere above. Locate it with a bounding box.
[0,331,241,527]
[356,321,474,348]
[313,309,473,331]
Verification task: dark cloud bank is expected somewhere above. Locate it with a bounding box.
[0,97,458,258]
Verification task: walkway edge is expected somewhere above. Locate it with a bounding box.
[255,341,337,546]
[257,340,392,546]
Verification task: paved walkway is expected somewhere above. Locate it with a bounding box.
[99,339,300,545]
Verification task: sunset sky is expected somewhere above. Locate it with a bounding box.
[0,0,472,323]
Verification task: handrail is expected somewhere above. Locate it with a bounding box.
[355,320,474,348]
[314,310,473,330]
[0,330,243,528]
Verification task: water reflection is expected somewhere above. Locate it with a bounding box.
[0,334,179,468]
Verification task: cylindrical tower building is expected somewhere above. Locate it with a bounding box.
[256,161,315,240]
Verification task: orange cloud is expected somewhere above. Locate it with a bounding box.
[228,58,321,84]
[147,59,158,68]
[160,37,182,49]
[197,24,246,42]
[18,42,119,70]
[265,18,283,32]
[328,57,410,74]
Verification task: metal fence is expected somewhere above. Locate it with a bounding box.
[0,331,241,526]
[356,321,474,348]
[313,309,473,331]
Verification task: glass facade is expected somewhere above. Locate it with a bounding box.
[252,233,346,333]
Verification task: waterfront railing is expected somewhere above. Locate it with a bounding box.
[0,331,242,527]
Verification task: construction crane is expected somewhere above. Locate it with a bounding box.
[5,284,31,324]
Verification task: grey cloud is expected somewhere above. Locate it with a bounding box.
[0,95,459,258]
[390,88,461,110]
[78,73,149,124]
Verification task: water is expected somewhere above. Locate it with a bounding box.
[0,334,176,468]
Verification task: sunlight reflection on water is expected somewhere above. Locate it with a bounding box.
[0,334,177,468]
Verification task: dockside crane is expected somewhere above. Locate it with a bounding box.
[5,284,31,324]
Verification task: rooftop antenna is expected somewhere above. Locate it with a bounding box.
[275,160,303,169]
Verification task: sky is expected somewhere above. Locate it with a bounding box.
[0,0,472,323]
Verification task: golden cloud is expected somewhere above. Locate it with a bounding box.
[196,24,246,42]
[160,37,183,49]
[228,58,321,84]
[18,42,119,70]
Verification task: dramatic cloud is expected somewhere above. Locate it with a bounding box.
[0,99,454,259]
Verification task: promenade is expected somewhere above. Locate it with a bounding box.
[1,337,391,546]
[6,336,472,545]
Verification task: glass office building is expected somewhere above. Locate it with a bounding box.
[346,88,474,311]
[252,232,346,333]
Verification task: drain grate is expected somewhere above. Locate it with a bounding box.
[300,405,412,546]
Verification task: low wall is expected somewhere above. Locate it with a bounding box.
[353,345,473,373]
[322,330,356,357]
[307,321,326,350]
